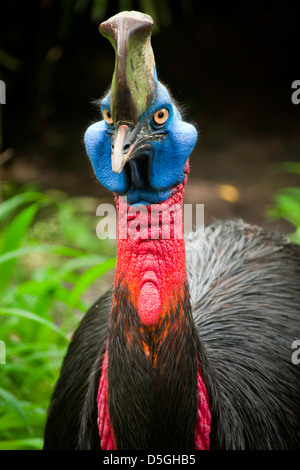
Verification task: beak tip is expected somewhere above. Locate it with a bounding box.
[111,158,123,175]
[111,124,129,175]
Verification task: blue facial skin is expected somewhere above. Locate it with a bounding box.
[84,80,197,206]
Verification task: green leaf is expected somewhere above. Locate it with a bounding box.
[17,279,58,296]
[57,254,107,278]
[0,192,47,222]
[0,438,43,450]
[278,161,300,175]
[270,192,300,227]
[68,256,116,305]
[0,307,69,340]
[0,388,29,430]
[0,411,30,433]
[0,244,86,266]
[0,204,39,293]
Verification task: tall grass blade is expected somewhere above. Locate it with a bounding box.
[68,256,116,305]
[0,388,29,429]
[0,438,43,450]
[0,192,47,222]
[0,204,39,293]
[0,308,69,340]
[0,244,86,266]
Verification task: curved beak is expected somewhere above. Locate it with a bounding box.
[111,125,131,174]
[111,123,141,174]
[111,125,128,174]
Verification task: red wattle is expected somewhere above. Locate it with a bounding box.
[113,173,189,327]
[138,281,161,325]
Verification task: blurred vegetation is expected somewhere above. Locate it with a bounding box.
[0,0,192,71]
[0,0,194,154]
[70,0,177,31]
[0,185,116,449]
[267,162,300,244]
[0,0,299,452]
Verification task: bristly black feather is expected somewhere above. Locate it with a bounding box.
[44,220,300,450]
[186,220,300,449]
[77,342,106,450]
[107,279,198,450]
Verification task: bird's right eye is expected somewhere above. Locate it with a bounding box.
[103,108,114,126]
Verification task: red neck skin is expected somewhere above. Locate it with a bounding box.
[114,173,188,328]
[97,163,211,450]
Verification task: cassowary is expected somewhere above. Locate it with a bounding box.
[43,11,300,450]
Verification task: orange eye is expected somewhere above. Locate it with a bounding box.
[103,108,113,125]
[153,108,169,126]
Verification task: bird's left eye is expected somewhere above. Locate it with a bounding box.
[153,108,169,126]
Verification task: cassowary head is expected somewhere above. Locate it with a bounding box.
[84,11,197,205]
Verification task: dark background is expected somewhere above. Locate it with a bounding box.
[0,0,299,232]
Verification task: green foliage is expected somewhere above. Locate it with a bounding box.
[0,186,116,449]
[267,162,300,244]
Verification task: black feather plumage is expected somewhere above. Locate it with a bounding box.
[44,220,300,450]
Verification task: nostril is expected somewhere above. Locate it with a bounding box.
[123,144,130,153]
